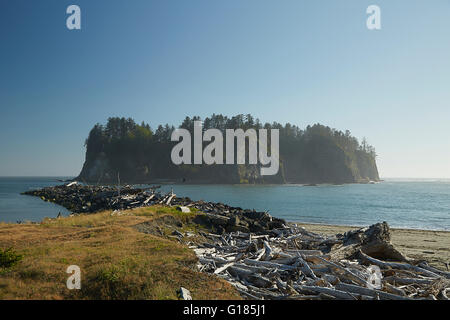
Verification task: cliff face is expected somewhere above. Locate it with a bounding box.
[77,117,380,184]
[78,159,286,184]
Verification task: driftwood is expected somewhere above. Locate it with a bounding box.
[177,287,192,300]
[330,222,409,262]
[24,184,449,300]
[417,262,450,279]
[359,251,440,278]
[192,222,450,300]
[335,282,411,300]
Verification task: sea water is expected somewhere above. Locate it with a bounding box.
[0,177,449,230]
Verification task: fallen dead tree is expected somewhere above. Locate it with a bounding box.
[190,222,450,300]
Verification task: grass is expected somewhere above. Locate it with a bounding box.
[0,206,240,300]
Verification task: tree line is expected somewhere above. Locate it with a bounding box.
[80,114,379,184]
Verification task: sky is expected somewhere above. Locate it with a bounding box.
[0,0,449,178]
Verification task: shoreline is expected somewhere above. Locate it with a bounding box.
[10,182,450,271]
[1,205,449,299]
[289,220,450,233]
[4,213,449,271]
[296,222,450,270]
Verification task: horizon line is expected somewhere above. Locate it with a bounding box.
[1,175,450,180]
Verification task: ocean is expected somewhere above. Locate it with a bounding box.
[0,177,449,231]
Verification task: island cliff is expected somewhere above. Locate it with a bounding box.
[77,115,380,184]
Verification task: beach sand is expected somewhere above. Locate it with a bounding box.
[296,223,450,270]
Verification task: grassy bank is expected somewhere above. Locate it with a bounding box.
[0,206,240,300]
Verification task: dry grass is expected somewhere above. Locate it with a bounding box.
[0,206,240,300]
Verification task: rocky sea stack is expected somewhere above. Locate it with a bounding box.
[77,115,379,184]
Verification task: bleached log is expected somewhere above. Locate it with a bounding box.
[158,195,167,204]
[214,262,235,274]
[231,252,245,262]
[294,285,358,300]
[247,274,273,288]
[236,288,261,300]
[232,263,271,274]
[193,248,216,255]
[275,278,287,291]
[198,257,216,265]
[208,256,232,265]
[383,282,407,296]
[178,287,192,300]
[250,234,270,240]
[271,257,297,265]
[228,266,254,278]
[229,232,250,238]
[306,269,330,277]
[143,194,155,204]
[275,251,295,259]
[243,258,297,270]
[201,232,222,238]
[262,241,275,261]
[245,285,284,299]
[309,263,328,270]
[304,254,331,264]
[295,256,318,279]
[280,294,323,300]
[417,262,450,279]
[220,235,230,246]
[286,227,326,240]
[335,283,411,300]
[319,238,342,246]
[166,193,176,205]
[441,288,450,300]
[252,249,265,261]
[313,277,331,287]
[313,255,367,286]
[329,243,359,261]
[359,251,440,278]
[383,276,437,286]
[285,249,323,256]
[176,206,191,213]
[229,280,250,291]
[322,274,340,285]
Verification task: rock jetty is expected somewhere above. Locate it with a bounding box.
[22,182,285,234]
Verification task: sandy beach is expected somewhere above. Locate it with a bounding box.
[297,223,450,270]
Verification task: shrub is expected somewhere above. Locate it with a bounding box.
[0,248,23,269]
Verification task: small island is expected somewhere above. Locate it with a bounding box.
[77,115,380,185]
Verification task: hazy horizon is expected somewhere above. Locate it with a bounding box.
[1,175,450,180]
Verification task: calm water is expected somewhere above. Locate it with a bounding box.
[0,177,449,230]
[0,177,72,223]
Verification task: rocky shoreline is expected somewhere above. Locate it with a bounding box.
[22,182,285,234]
[22,182,450,300]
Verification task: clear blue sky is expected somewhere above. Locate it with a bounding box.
[1,0,449,178]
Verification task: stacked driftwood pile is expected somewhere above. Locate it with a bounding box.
[22,183,159,213]
[190,222,450,300]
